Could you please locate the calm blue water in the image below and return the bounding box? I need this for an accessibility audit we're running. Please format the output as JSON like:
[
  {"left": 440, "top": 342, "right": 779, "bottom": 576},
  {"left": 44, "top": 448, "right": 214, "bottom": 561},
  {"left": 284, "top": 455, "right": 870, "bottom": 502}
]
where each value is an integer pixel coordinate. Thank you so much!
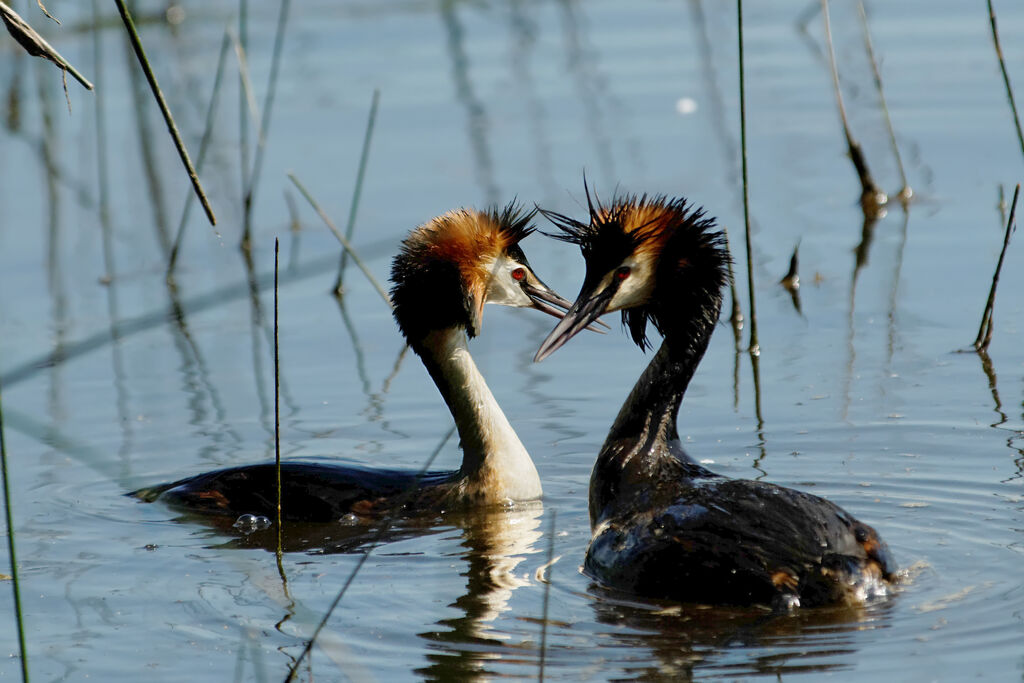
[{"left": 2, "top": 0, "right": 1024, "bottom": 680}]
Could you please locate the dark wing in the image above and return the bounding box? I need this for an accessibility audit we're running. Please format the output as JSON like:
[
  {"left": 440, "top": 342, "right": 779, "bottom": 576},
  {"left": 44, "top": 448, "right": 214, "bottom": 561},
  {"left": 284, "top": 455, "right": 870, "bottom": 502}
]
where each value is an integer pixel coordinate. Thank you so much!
[
  {"left": 586, "top": 478, "right": 893, "bottom": 607},
  {"left": 129, "top": 462, "right": 454, "bottom": 523}
]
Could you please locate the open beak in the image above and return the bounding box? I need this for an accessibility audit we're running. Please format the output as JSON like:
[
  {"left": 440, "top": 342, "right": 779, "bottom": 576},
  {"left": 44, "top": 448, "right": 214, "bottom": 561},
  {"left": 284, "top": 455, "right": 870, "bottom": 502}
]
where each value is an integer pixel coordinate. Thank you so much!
[
  {"left": 520, "top": 274, "right": 610, "bottom": 332},
  {"left": 534, "top": 280, "right": 616, "bottom": 362}
]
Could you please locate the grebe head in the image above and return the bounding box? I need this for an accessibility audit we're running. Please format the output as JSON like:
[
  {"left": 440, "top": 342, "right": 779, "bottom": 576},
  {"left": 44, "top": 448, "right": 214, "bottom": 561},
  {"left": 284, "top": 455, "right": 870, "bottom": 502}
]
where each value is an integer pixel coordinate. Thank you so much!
[
  {"left": 391, "top": 201, "right": 575, "bottom": 344},
  {"left": 535, "top": 188, "right": 730, "bottom": 361}
]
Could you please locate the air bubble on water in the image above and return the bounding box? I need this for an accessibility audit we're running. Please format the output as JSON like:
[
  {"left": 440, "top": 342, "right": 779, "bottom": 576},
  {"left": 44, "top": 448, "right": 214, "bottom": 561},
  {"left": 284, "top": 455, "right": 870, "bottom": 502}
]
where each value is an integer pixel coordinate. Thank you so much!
[
  {"left": 233, "top": 514, "right": 272, "bottom": 534},
  {"left": 339, "top": 513, "right": 360, "bottom": 526}
]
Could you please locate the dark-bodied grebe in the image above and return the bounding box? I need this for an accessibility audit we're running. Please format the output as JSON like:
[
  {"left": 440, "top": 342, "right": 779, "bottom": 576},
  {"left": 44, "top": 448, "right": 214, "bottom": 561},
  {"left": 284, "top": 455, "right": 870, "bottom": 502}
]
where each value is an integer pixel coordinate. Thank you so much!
[
  {"left": 132, "top": 203, "right": 579, "bottom": 522},
  {"left": 534, "top": 190, "right": 895, "bottom": 608}
]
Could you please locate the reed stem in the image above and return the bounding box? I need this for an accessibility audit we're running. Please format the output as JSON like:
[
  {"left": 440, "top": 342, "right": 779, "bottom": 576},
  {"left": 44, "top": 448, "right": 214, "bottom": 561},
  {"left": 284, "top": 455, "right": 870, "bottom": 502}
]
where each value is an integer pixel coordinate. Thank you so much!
[
  {"left": 167, "top": 29, "right": 231, "bottom": 275},
  {"left": 987, "top": 0, "right": 1024, "bottom": 160},
  {"left": 857, "top": 1, "right": 910, "bottom": 200},
  {"left": 113, "top": 0, "right": 215, "bottom": 225},
  {"left": 736, "top": 0, "right": 759, "bottom": 355},
  {"left": 274, "top": 238, "right": 283, "bottom": 557},
  {"left": 821, "top": 0, "right": 885, "bottom": 213},
  {"left": 974, "top": 183, "right": 1019, "bottom": 351},
  {"left": 288, "top": 173, "right": 393, "bottom": 309},
  {"left": 241, "top": 0, "right": 293, "bottom": 249},
  {"left": 1, "top": 383, "right": 30, "bottom": 682},
  {"left": 334, "top": 89, "right": 381, "bottom": 294}
]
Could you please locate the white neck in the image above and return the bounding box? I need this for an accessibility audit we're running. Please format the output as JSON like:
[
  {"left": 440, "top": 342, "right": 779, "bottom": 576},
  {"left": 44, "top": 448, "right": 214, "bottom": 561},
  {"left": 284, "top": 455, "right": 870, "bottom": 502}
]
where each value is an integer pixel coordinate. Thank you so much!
[{"left": 418, "top": 328, "right": 542, "bottom": 503}]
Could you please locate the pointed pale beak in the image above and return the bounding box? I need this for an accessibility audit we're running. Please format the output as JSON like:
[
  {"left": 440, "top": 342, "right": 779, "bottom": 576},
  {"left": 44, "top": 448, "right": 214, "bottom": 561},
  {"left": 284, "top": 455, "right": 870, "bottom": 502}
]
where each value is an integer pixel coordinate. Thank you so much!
[
  {"left": 534, "top": 280, "right": 616, "bottom": 362},
  {"left": 520, "top": 276, "right": 610, "bottom": 332}
]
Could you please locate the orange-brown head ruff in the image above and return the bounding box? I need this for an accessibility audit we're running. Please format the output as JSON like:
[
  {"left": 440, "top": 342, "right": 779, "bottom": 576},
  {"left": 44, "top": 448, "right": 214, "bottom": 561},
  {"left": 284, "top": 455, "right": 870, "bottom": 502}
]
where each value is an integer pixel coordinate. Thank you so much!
[
  {"left": 390, "top": 202, "right": 536, "bottom": 343},
  {"left": 536, "top": 187, "right": 730, "bottom": 360}
]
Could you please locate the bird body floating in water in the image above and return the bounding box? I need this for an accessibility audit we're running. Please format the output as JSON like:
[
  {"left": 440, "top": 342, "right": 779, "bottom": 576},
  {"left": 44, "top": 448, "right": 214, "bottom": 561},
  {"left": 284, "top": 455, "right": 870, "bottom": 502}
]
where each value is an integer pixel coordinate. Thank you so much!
[
  {"left": 132, "top": 203, "right": 582, "bottom": 523},
  {"left": 535, "top": 189, "right": 895, "bottom": 609}
]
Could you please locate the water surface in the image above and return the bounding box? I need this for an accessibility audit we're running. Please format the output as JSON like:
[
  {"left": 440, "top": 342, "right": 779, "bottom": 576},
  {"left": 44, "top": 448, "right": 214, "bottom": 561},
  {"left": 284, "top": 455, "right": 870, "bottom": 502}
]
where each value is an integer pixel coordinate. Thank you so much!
[{"left": 2, "top": 0, "right": 1024, "bottom": 680}]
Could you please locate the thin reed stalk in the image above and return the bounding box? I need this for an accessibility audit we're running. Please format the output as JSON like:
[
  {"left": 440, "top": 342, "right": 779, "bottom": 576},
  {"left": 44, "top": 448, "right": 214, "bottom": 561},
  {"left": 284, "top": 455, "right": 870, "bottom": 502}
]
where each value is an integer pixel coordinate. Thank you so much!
[
  {"left": 113, "top": 0, "right": 216, "bottom": 225},
  {"left": 241, "top": 0, "right": 293, "bottom": 249},
  {"left": 168, "top": 29, "right": 232, "bottom": 275},
  {"left": 857, "top": 1, "right": 910, "bottom": 200},
  {"left": 736, "top": 0, "right": 758, "bottom": 355},
  {"left": 334, "top": 89, "right": 381, "bottom": 294},
  {"left": 538, "top": 510, "right": 556, "bottom": 683},
  {"left": 820, "top": 0, "right": 885, "bottom": 213},
  {"left": 274, "top": 238, "right": 283, "bottom": 557},
  {"left": 987, "top": 0, "right": 1024, "bottom": 160},
  {"left": 239, "top": 0, "right": 250, "bottom": 213},
  {"left": 1, "top": 384, "right": 30, "bottom": 682},
  {"left": 974, "top": 183, "right": 1019, "bottom": 351},
  {"left": 288, "top": 173, "right": 393, "bottom": 308},
  {"left": 230, "top": 29, "right": 263, "bottom": 148},
  {"left": 284, "top": 425, "right": 457, "bottom": 682}
]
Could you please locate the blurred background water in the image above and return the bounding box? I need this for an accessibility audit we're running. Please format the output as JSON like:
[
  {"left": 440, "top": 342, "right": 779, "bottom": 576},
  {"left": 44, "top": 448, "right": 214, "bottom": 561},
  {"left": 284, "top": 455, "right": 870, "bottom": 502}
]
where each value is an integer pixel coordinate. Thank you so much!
[{"left": 2, "top": 0, "right": 1024, "bottom": 680}]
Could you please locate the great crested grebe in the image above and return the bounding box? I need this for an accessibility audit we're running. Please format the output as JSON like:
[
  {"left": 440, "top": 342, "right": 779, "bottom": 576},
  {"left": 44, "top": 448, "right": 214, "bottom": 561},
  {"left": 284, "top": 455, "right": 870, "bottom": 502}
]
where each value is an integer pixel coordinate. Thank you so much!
[
  {"left": 535, "top": 191, "right": 896, "bottom": 608},
  {"left": 132, "top": 203, "right": 579, "bottom": 523}
]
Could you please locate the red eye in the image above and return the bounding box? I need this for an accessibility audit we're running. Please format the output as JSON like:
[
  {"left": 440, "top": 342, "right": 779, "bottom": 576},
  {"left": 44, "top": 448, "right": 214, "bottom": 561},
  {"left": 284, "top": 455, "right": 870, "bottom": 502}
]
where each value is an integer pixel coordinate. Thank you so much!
[
  {"left": 616, "top": 266, "right": 631, "bottom": 281},
  {"left": 511, "top": 267, "right": 526, "bottom": 281}
]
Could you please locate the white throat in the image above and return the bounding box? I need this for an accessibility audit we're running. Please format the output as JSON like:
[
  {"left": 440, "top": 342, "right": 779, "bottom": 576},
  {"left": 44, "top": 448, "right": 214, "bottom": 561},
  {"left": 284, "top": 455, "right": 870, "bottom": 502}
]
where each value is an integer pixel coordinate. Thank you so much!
[{"left": 419, "top": 328, "right": 542, "bottom": 503}]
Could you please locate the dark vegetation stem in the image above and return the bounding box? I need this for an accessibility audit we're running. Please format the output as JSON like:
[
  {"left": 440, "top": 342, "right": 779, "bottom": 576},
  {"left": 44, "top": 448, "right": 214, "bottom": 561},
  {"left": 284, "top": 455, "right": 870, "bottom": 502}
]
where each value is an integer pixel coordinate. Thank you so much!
[
  {"left": 1, "top": 383, "right": 30, "bottom": 682},
  {"left": 857, "top": 0, "right": 911, "bottom": 199},
  {"left": 974, "top": 183, "right": 1019, "bottom": 351},
  {"left": 987, "top": 0, "right": 1024, "bottom": 159},
  {"left": 736, "top": 0, "right": 758, "bottom": 355},
  {"left": 113, "top": 0, "right": 215, "bottom": 225},
  {"left": 820, "top": 0, "right": 885, "bottom": 212}
]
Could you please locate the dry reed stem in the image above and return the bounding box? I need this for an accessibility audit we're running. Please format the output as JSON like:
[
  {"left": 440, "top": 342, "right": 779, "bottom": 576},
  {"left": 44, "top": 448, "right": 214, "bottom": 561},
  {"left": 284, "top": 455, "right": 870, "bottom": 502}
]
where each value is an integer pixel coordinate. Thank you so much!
[
  {"left": 736, "top": 0, "right": 759, "bottom": 355},
  {"left": 113, "top": 0, "right": 216, "bottom": 225},
  {"left": 987, "top": 0, "right": 1024, "bottom": 160},
  {"left": 288, "top": 173, "right": 393, "bottom": 309},
  {"left": 857, "top": 1, "right": 911, "bottom": 200},
  {"left": 168, "top": 29, "right": 232, "bottom": 275},
  {"left": 820, "top": 0, "right": 885, "bottom": 213},
  {"left": 1, "top": 1, "right": 92, "bottom": 90},
  {"left": 335, "top": 89, "right": 381, "bottom": 294},
  {"left": 974, "top": 183, "right": 1019, "bottom": 351}
]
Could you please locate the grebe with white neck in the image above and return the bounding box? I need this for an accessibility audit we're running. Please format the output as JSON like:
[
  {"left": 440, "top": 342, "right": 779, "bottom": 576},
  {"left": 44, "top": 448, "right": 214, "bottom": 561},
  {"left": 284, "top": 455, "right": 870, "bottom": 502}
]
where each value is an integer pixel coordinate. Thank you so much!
[
  {"left": 132, "top": 203, "right": 580, "bottom": 522},
  {"left": 535, "top": 189, "right": 896, "bottom": 609}
]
